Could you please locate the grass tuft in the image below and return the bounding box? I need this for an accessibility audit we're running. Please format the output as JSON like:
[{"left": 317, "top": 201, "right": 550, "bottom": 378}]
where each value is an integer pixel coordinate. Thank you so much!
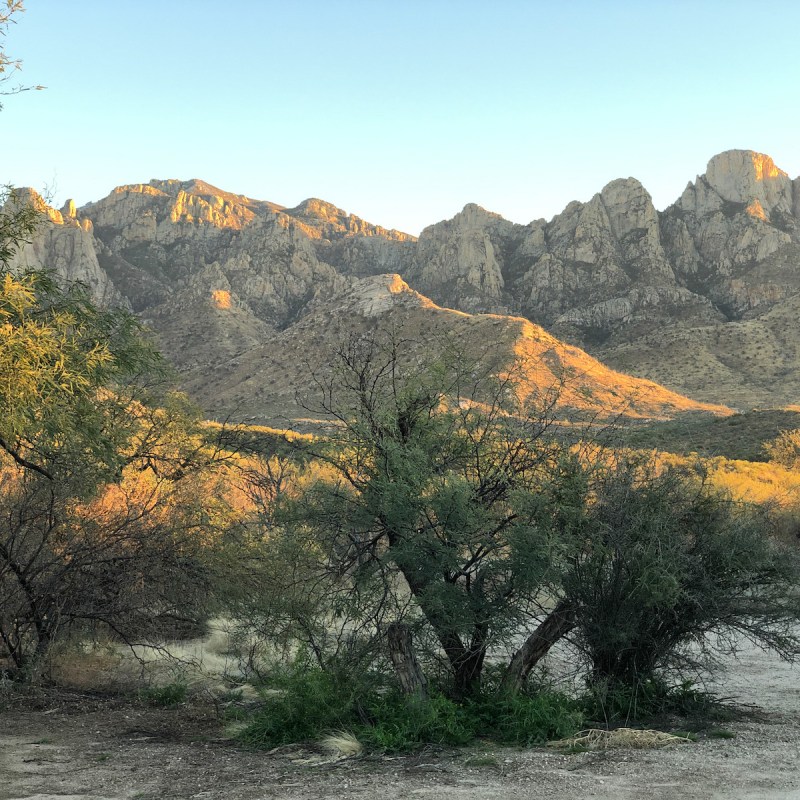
[{"left": 139, "top": 682, "right": 188, "bottom": 707}]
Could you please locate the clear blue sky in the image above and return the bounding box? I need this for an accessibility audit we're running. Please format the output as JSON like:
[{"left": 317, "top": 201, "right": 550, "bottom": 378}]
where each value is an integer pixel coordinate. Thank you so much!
[{"left": 3, "top": 0, "right": 799, "bottom": 235}]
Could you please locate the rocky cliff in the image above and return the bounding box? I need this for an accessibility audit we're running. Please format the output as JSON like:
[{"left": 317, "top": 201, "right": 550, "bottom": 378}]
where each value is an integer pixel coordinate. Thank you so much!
[
  {"left": 77, "top": 179, "right": 416, "bottom": 328},
  {"left": 6, "top": 189, "right": 122, "bottom": 306},
  {"left": 409, "top": 151, "right": 799, "bottom": 359}
]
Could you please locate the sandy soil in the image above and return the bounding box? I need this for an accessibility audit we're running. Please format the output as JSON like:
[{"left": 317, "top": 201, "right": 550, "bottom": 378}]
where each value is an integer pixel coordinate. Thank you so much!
[{"left": 1, "top": 641, "right": 799, "bottom": 800}]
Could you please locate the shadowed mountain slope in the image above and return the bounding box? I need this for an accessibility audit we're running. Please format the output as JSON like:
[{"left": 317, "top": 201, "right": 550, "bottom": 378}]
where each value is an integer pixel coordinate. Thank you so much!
[{"left": 163, "top": 274, "right": 728, "bottom": 427}]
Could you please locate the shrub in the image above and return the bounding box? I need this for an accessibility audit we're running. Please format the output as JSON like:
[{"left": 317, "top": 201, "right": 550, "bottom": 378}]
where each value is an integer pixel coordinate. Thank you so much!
[
  {"left": 470, "top": 691, "right": 583, "bottom": 746},
  {"left": 0, "top": 268, "right": 235, "bottom": 679},
  {"left": 359, "top": 692, "right": 475, "bottom": 751},
  {"left": 764, "top": 428, "right": 800, "bottom": 469},
  {"left": 238, "top": 663, "right": 365, "bottom": 747},
  {"left": 562, "top": 458, "right": 800, "bottom": 694}
]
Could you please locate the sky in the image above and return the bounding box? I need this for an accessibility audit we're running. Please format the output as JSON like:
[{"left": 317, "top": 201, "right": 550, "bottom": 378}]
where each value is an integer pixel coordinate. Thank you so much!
[{"left": 2, "top": 0, "right": 800, "bottom": 236}]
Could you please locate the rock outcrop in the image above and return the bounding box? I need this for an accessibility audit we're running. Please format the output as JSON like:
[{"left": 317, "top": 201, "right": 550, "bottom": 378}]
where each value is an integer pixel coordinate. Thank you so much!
[
  {"left": 412, "top": 203, "right": 515, "bottom": 312},
  {"left": 660, "top": 150, "right": 799, "bottom": 319},
  {"left": 6, "top": 189, "right": 121, "bottom": 306}
]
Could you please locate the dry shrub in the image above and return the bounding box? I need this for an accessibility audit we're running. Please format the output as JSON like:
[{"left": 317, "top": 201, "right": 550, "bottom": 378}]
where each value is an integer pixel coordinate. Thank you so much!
[{"left": 548, "top": 728, "right": 692, "bottom": 750}]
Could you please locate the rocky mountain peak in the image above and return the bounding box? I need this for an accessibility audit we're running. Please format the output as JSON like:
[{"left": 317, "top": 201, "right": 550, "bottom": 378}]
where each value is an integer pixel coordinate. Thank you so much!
[
  {"left": 419, "top": 203, "right": 508, "bottom": 237},
  {"left": 289, "top": 197, "right": 346, "bottom": 221},
  {"left": 598, "top": 177, "right": 660, "bottom": 242},
  {"left": 283, "top": 198, "right": 415, "bottom": 243},
  {"left": 412, "top": 202, "right": 517, "bottom": 312},
  {"left": 707, "top": 150, "right": 788, "bottom": 191},
  {"left": 79, "top": 180, "right": 282, "bottom": 251},
  {"left": 172, "top": 179, "right": 285, "bottom": 214},
  {"left": 456, "top": 202, "right": 506, "bottom": 224},
  {"left": 678, "top": 150, "right": 794, "bottom": 220}
]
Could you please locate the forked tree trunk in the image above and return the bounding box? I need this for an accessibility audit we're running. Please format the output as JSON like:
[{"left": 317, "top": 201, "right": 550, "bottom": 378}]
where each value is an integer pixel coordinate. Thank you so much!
[
  {"left": 500, "top": 600, "right": 576, "bottom": 694},
  {"left": 387, "top": 622, "right": 428, "bottom": 699}
]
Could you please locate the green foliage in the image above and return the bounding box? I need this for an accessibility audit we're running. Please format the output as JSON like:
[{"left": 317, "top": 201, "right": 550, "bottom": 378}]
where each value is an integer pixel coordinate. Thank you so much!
[
  {"left": 140, "top": 682, "right": 188, "bottom": 707},
  {"left": 581, "top": 677, "right": 716, "bottom": 724},
  {"left": 238, "top": 661, "right": 582, "bottom": 752},
  {"left": 468, "top": 691, "right": 583, "bottom": 746},
  {"left": 358, "top": 692, "right": 475, "bottom": 751},
  {"left": 0, "top": 266, "right": 164, "bottom": 486},
  {"left": 238, "top": 663, "right": 369, "bottom": 747},
  {"left": 563, "top": 457, "right": 800, "bottom": 692}
]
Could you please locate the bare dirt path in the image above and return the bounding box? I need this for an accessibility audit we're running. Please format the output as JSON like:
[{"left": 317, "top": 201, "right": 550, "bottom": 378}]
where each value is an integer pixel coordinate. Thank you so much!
[{"left": 1, "top": 642, "right": 799, "bottom": 800}]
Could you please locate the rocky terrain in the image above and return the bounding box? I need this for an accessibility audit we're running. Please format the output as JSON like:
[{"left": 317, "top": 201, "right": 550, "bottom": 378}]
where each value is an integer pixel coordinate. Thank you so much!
[{"left": 8, "top": 149, "right": 800, "bottom": 420}]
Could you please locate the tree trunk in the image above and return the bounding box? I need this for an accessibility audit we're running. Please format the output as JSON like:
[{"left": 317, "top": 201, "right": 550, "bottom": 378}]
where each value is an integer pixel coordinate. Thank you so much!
[
  {"left": 393, "top": 558, "right": 470, "bottom": 686},
  {"left": 500, "top": 600, "right": 575, "bottom": 694},
  {"left": 453, "top": 645, "right": 486, "bottom": 699},
  {"left": 387, "top": 622, "right": 428, "bottom": 699}
]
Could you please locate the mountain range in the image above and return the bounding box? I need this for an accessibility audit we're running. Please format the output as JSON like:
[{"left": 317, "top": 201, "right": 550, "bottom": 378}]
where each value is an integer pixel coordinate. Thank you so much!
[{"left": 9, "top": 149, "right": 800, "bottom": 425}]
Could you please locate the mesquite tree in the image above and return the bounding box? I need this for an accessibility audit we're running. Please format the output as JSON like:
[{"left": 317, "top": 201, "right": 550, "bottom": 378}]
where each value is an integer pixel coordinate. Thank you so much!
[{"left": 255, "top": 330, "right": 587, "bottom": 698}]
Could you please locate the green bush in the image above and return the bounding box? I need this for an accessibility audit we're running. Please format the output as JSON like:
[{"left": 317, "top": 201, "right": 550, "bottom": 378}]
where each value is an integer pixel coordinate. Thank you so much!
[
  {"left": 471, "top": 692, "right": 583, "bottom": 746},
  {"left": 764, "top": 427, "right": 800, "bottom": 469},
  {"left": 238, "top": 664, "right": 365, "bottom": 747},
  {"left": 359, "top": 692, "right": 474, "bottom": 751},
  {"left": 562, "top": 459, "right": 800, "bottom": 693}
]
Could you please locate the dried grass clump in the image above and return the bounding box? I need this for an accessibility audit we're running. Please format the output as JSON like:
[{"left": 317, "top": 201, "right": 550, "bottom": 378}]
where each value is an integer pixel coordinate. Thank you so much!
[
  {"left": 548, "top": 728, "right": 692, "bottom": 751},
  {"left": 319, "top": 730, "right": 363, "bottom": 758}
]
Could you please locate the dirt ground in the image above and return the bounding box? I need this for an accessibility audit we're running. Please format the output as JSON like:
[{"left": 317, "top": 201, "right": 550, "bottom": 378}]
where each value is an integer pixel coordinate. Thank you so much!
[{"left": 1, "top": 640, "right": 799, "bottom": 800}]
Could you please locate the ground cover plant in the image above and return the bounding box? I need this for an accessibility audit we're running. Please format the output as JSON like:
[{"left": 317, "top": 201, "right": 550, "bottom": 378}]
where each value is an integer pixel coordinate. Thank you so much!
[{"left": 237, "top": 660, "right": 583, "bottom": 752}]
